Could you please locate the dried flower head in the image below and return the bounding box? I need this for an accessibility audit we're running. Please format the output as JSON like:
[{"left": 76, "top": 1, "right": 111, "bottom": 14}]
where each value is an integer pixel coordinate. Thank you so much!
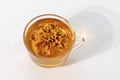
[{"left": 30, "top": 22, "right": 69, "bottom": 58}]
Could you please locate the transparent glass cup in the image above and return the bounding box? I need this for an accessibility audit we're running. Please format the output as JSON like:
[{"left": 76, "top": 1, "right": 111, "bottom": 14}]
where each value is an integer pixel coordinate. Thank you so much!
[{"left": 23, "top": 14, "right": 84, "bottom": 67}]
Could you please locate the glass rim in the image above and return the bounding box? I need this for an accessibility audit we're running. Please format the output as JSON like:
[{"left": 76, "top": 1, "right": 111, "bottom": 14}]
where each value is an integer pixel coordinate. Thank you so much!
[{"left": 23, "top": 14, "right": 76, "bottom": 60}]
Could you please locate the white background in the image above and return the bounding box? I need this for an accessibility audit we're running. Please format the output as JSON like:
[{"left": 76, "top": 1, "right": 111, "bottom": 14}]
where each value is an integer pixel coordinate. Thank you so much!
[{"left": 0, "top": 0, "right": 120, "bottom": 80}]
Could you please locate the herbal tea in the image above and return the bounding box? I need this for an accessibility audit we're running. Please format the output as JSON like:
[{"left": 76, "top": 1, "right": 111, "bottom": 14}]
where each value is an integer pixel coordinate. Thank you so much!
[{"left": 25, "top": 18, "right": 74, "bottom": 58}]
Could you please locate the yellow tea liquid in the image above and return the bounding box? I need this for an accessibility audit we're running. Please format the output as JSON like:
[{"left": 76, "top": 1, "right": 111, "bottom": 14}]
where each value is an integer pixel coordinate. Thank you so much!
[{"left": 25, "top": 18, "right": 74, "bottom": 59}]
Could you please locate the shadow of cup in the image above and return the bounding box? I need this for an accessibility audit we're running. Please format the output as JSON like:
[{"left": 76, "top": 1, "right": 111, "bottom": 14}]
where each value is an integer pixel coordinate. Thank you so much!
[{"left": 65, "top": 7, "right": 120, "bottom": 65}]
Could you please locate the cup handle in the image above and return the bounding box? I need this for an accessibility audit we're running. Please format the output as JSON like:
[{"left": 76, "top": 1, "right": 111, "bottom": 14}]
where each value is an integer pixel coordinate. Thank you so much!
[{"left": 72, "top": 34, "right": 85, "bottom": 50}]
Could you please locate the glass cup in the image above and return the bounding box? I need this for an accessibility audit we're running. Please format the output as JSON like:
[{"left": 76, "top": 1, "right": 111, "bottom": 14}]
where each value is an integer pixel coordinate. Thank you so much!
[{"left": 23, "top": 14, "right": 84, "bottom": 67}]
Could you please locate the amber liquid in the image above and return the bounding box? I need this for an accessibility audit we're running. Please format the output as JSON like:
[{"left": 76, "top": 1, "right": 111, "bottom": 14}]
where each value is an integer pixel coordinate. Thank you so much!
[{"left": 24, "top": 18, "right": 75, "bottom": 67}]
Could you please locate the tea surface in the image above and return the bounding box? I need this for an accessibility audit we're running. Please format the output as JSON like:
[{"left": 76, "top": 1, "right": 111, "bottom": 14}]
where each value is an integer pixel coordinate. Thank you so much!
[{"left": 25, "top": 18, "right": 74, "bottom": 58}]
